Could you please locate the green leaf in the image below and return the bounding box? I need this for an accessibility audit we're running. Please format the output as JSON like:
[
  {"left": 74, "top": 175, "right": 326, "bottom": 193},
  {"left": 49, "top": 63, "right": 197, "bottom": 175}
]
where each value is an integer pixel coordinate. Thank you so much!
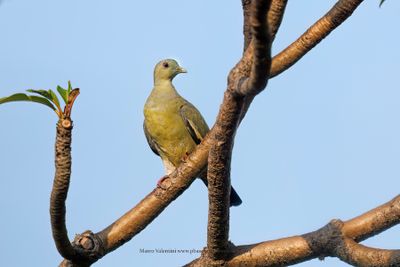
[
  {"left": 48, "top": 89, "right": 61, "bottom": 109},
  {"left": 57, "top": 85, "right": 69, "bottom": 104},
  {"left": 380, "top": 0, "right": 385, "bottom": 7},
  {"left": 0, "top": 93, "right": 56, "bottom": 111},
  {"left": 27, "top": 89, "right": 52, "bottom": 99},
  {"left": 27, "top": 89, "right": 62, "bottom": 111},
  {"left": 67, "top": 81, "right": 72, "bottom": 94}
]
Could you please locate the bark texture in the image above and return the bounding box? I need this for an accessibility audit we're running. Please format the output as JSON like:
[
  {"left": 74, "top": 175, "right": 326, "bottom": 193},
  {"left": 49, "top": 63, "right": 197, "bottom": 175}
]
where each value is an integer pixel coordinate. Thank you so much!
[{"left": 50, "top": 120, "right": 77, "bottom": 260}]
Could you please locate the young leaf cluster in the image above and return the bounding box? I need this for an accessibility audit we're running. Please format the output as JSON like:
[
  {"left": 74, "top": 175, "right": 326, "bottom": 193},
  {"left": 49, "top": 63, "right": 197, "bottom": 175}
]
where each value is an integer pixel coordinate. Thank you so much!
[{"left": 0, "top": 81, "right": 77, "bottom": 119}]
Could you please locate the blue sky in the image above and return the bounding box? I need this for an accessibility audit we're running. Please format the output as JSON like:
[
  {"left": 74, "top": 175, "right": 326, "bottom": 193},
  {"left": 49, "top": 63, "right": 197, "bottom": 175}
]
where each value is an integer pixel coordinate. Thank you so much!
[{"left": 0, "top": 0, "right": 399, "bottom": 266}]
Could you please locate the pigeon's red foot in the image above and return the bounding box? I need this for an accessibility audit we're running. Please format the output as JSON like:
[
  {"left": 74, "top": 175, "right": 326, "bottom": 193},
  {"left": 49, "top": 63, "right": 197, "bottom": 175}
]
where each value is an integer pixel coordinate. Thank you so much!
[{"left": 157, "top": 175, "right": 170, "bottom": 189}]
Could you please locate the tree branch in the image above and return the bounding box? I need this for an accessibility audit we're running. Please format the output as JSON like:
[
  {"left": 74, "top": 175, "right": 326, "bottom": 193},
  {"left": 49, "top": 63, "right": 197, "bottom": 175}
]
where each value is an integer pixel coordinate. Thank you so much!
[
  {"left": 343, "top": 195, "right": 400, "bottom": 242},
  {"left": 186, "top": 195, "right": 400, "bottom": 266},
  {"left": 336, "top": 238, "right": 400, "bottom": 266},
  {"left": 206, "top": 92, "right": 244, "bottom": 262},
  {"left": 57, "top": 128, "right": 213, "bottom": 266},
  {"left": 50, "top": 119, "right": 86, "bottom": 263},
  {"left": 238, "top": 0, "right": 287, "bottom": 125},
  {"left": 270, "top": 0, "right": 364, "bottom": 78},
  {"left": 235, "top": 0, "right": 272, "bottom": 96},
  {"left": 242, "top": 0, "right": 288, "bottom": 52},
  {"left": 268, "top": 0, "right": 288, "bottom": 42},
  {"left": 239, "top": 0, "right": 363, "bottom": 129},
  {"left": 242, "top": 0, "right": 252, "bottom": 52},
  {"left": 205, "top": 0, "right": 272, "bottom": 263}
]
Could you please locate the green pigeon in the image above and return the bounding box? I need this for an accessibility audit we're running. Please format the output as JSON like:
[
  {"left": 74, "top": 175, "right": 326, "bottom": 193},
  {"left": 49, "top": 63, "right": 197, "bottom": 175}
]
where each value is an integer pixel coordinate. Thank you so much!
[{"left": 143, "top": 59, "right": 242, "bottom": 207}]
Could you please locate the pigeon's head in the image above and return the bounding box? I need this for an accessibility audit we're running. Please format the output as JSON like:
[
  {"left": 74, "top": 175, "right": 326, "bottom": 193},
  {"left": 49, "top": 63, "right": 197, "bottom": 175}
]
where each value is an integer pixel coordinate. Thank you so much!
[{"left": 154, "top": 59, "right": 187, "bottom": 82}]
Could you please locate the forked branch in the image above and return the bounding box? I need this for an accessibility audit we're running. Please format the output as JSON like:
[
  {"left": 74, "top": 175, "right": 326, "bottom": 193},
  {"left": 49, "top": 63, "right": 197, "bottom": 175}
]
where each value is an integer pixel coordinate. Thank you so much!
[
  {"left": 57, "top": 124, "right": 214, "bottom": 266},
  {"left": 187, "top": 196, "right": 400, "bottom": 266}
]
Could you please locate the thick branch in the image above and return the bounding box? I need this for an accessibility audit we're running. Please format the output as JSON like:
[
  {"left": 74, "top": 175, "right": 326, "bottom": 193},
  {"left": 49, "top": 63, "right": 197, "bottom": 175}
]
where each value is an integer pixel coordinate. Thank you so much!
[
  {"left": 242, "top": 0, "right": 288, "bottom": 52},
  {"left": 206, "top": 91, "right": 244, "bottom": 261},
  {"left": 187, "top": 235, "right": 313, "bottom": 267},
  {"left": 52, "top": 120, "right": 105, "bottom": 267},
  {"left": 59, "top": 131, "right": 213, "bottom": 266},
  {"left": 96, "top": 135, "right": 214, "bottom": 252},
  {"left": 206, "top": 0, "right": 272, "bottom": 262},
  {"left": 238, "top": 0, "right": 287, "bottom": 124},
  {"left": 268, "top": 0, "right": 288, "bottom": 41},
  {"left": 336, "top": 238, "right": 400, "bottom": 266},
  {"left": 50, "top": 119, "right": 83, "bottom": 262},
  {"left": 187, "top": 196, "right": 400, "bottom": 266},
  {"left": 270, "top": 0, "right": 364, "bottom": 78},
  {"left": 343, "top": 195, "right": 400, "bottom": 242},
  {"left": 242, "top": 0, "right": 252, "bottom": 51},
  {"left": 236, "top": 0, "right": 272, "bottom": 96}
]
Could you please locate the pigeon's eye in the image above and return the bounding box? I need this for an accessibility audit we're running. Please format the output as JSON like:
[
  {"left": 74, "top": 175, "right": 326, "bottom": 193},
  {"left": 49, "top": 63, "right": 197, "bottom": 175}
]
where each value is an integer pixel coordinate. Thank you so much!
[{"left": 163, "top": 62, "right": 169, "bottom": 68}]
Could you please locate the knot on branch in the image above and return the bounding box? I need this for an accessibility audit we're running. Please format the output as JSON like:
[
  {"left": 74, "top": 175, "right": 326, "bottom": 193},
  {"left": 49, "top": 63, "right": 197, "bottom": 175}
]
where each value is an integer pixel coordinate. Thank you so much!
[
  {"left": 71, "top": 230, "right": 105, "bottom": 262},
  {"left": 303, "top": 219, "right": 345, "bottom": 259},
  {"left": 57, "top": 230, "right": 104, "bottom": 267},
  {"left": 57, "top": 119, "right": 72, "bottom": 139},
  {"left": 197, "top": 242, "right": 236, "bottom": 267},
  {"left": 61, "top": 118, "right": 73, "bottom": 129}
]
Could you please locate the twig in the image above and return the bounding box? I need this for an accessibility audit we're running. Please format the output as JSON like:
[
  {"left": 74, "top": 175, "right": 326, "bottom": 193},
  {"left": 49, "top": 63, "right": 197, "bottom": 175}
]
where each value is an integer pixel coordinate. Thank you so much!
[{"left": 270, "top": 0, "right": 364, "bottom": 78}]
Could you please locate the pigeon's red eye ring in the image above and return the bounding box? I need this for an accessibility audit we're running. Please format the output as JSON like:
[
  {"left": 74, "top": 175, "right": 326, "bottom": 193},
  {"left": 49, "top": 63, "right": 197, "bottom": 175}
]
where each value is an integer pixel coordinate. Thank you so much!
[{"left": 163, "top": 62, "right": 169, "bottom": 68}]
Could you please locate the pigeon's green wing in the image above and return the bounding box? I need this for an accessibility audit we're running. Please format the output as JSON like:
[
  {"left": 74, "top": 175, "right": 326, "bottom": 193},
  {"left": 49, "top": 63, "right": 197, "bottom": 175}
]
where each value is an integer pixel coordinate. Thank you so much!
[
  {"left": 179, "top": 102, "right": 209, "bottom": 145},
  {"left": 143, "top": 122, "right": 160, "bottom": 156}
]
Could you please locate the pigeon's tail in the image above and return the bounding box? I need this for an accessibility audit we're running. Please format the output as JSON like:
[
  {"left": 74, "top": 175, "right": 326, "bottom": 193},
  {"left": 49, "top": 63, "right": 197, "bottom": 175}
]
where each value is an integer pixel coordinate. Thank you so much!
[
  {"left": 229, "top": 186, "right": 243, "bottom": 207},
  {"left": 200, "top": 174, "right": 242, "bottom": 207}
]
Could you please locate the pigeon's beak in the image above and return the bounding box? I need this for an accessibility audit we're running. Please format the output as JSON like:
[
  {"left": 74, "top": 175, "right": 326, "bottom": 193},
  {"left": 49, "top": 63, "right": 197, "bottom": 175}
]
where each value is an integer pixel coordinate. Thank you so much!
[{"left": 177, "top": 67, "right": 187, "bottom": 73}]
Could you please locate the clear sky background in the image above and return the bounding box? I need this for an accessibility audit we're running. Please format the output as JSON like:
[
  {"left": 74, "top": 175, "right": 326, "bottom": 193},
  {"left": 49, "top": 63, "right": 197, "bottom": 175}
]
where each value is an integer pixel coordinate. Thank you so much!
[{"left": 0, "top": 0, "right": 399, "bottom": 266}]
